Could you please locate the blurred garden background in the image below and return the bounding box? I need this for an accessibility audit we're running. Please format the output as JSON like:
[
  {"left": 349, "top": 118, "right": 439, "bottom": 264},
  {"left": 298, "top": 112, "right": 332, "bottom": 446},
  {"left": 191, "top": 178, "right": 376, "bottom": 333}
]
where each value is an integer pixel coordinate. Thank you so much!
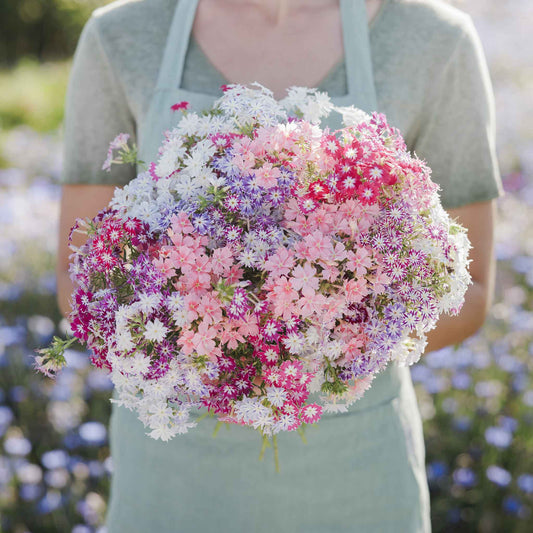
[{"left": 0, "top": 0, "right": 532, "bottom": 531}]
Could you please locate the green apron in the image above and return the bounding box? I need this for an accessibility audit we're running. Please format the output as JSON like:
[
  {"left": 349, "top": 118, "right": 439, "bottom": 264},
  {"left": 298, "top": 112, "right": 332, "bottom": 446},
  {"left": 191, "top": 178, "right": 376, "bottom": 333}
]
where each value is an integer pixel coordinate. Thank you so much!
[{"left": 106, "top": 1, "right": 431, "bottom": 531}]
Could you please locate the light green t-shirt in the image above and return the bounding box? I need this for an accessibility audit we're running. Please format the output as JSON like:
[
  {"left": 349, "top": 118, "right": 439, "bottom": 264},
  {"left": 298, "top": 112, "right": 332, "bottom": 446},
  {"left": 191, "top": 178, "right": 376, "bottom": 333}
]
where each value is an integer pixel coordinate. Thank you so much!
[{"left": 61, "top": 0, "right": 503, "bottom": 209}]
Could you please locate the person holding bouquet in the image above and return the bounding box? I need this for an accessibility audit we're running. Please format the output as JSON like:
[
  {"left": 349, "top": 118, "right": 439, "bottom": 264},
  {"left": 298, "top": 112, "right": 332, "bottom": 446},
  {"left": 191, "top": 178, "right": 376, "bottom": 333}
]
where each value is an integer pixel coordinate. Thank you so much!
[{"left": 56, "top": 0, "right": 503, "bottom": 531}]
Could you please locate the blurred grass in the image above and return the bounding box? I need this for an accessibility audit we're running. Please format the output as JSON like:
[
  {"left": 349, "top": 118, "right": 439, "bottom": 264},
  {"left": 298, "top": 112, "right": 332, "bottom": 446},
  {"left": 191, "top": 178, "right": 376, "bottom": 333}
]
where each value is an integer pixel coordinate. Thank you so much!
[{"left": 0, "top": 58, "right": 69, "bottom": 134}]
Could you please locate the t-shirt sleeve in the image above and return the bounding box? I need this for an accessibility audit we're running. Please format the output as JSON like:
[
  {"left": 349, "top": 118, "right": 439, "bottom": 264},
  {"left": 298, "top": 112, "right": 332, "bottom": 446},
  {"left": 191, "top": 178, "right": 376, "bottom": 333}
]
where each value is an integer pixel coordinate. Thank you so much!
[
  {"left": 411, "top": 16, "right": 504, "bottom": 209},
  {"left": 60, "top": 15, "right": 136, "bottom": 186}
]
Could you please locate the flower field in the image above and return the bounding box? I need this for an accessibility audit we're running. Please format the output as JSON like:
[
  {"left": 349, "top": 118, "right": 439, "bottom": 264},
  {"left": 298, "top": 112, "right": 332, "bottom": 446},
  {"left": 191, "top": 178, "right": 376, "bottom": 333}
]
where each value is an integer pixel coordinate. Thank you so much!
[{"left": 0, "top": 1, "right": 531, "bottom": 531}]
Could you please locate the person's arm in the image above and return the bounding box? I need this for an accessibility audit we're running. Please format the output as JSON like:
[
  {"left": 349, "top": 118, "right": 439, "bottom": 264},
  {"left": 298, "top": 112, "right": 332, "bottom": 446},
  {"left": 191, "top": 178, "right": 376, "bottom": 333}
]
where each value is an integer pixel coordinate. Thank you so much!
[
  {"left": 424, "top": 199, "right": 496, "bottom": 353},
  {"left": 56, "top": 184, "right": 116, "bottom": 318}
]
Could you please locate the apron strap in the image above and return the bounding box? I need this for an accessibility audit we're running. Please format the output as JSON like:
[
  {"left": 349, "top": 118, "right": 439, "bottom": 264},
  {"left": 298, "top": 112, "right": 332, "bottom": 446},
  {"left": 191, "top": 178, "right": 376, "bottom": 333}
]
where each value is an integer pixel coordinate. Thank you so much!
[
  {"left": 156, "top": 0, "right": 199, "bottom": 89},
  {"left": 340, "top": 0, "right": 378, "bottom": 112}
]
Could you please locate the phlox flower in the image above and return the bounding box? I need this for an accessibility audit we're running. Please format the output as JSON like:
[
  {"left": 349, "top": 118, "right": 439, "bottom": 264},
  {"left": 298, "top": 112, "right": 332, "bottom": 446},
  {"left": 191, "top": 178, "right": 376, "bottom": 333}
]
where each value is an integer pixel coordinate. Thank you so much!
[
  {"left": 144, "top": 319, "right": 169, "bottom": 343},
  {"left": 346, "top": 247, "right": 372, "bottom": 276},
  {"left": 191, "top": 321, "right": 219, "bottom": 358},
  {"left": 198, "top": 293, "right": 223, "bottom": 325},
  {"left": 300, "top": 404, "right": 322, "bottom": 424},
  {"left": 170, "top": 211, "right": 194, "bottom": 234},
  {"left": 290, "top": 262, "right": 319, "bottom": 294},
  {"left": 264, "top": 247, "right": 295, "bottom": 277},
  {"left": 302, "top": 231, "right": 333, "bottom": 262},
  {"left": 253, "top": 162, "right": 281, "bottom": 189},
  {"left": 266, "top": 387, "right": 287, "bottom": 408},
  {"left": 343, "top": 278, "right": 369, "bottom": 304}
]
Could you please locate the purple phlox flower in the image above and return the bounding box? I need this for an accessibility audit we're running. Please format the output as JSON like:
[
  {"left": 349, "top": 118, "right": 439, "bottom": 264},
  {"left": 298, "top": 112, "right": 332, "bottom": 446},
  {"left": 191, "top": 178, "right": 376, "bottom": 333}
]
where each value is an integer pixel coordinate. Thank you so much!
[
  {"left": 350, "top": 354, "right": 379, "bottom": 377},
  {"left": 267, "top": 187, "right": 286, "bottom": 206},
  {"left": 384, "top": 303, "right": 406, "bottom": 322}
]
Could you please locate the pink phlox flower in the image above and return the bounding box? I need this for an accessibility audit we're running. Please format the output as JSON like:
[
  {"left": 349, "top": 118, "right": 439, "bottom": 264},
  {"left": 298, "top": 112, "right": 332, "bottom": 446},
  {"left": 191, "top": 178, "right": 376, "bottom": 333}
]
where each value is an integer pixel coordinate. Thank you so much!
[
  {"left": 282, "top": 198, "right": 301, "bottom": 222},
  {"left": 302, "top": 231, "right": 333, "bottom": 262},
  {"left": 232, "top": 139, "right": 256, "bottom": 173},
  {"left": 170, "top": 212, "right": 194, "bottom": 235},
  {"left": 264, "top": 247, "right": 295, "bottom": 277},
  {"left": 102, "top": 133, "right": 130, "bottom": 171},
  {"left": 184, "top": 294, "right": 201, "bottom": 322},
  {"left": 211, "top": 246, "right": 234, "bottom": 275},
  {"left": 152, "top": 254, "right": 175, "bottom": 281},
  {"left": 322, "top": 295, "right": 346, "bottom": 325},
  {"left": 298, "top": 292, "right": 318, "bottom": 318},
  {"left": 358, "top": 203, "right": 380, "bottom": 231},
  {"left": 287, "top": 213, "right": 315, "bottom": 236},
  {"left": 191, "top": 320, "right": 218, "bottom": 357},
  {"left": 237, "top": 313, "right": 260, "bottom": 337},
  {"left": 280, "top": 360, "right": 304, "bottom": 383},
  {"left": 321, "top": 263, "right": 340, "bottom": 282},
  {"left": 369, "top": 269, "right": 392, "bottom": 294},
  {"left": 178, "top": 327, "right": 196, "bottom": 356},
  {"left": 300, "top": 403, "right": 322, "bottom": 424},
  {"left": 271, "top": 277, "right": 298, "bottom": 303},
  {"left": 307, "top": 206, "right": 335, "bottom": 233},
  {"left": 273, "top": 297, "right": 299, "bottom": 321},
  {"left": 167, "top": 245, "right": 196, "bottom": 272},
  {"left": 198, "top": 293, "right": 223, "bottom": 325},
  {"left": 253, "top": 161, "right": 281, "bottom": 189},
  {"left": 226, "top": 265, "right": 244, "bottom": 285},
  {"left": 290, "top": 262, "right": 319, "bottom": 294},
  {"left": 182, "top": 254, "right": 212, "bottom": 284},
  {"left": 219, "top": 326, "right": 245, "bottom": 350},
  {"left": 346, "top": 247, "right": 372, "bottom": 276},
  {"left": 343, "top": 278, "right": 369, "bottom": 304}
]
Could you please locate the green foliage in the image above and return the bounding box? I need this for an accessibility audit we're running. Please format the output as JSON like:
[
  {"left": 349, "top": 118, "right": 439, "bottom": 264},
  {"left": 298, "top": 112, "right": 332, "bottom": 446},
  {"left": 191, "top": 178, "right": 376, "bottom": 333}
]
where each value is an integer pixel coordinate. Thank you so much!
[
  {"left": 0, "top": 0, "right": 113, "bottom": 65},
  {"left": 0, "top": 59, "right": 70, "bottom": 132}
]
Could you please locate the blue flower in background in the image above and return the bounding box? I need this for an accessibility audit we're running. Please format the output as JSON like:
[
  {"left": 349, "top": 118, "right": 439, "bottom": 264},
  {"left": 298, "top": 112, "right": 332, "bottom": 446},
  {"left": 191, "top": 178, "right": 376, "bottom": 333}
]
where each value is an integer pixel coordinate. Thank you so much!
[
  {"left": 452, "top": 416, "right": 471, "bottom": 432},
  {"left": 517, "top": 474, "right": 533, "bottom": 494},
  {"left": 502, "top": 495, "right": 523, "bottom": 516},
  {"left": 486, "top": 465, "right": 512, "bottom": 487},
  {"left": 427, "top": 461, "right": 448, "bottom": 482},
  {"left": 453, "top": 468, "right": 477, "bottom": 488},
  {"left": 78, "top": 422, "right": 107, "bottom": 446},
  {"left": 451, "top": 372, "right": 471, "bottom": 390},
  {"left": 484, "top": 426, "right": 513, "bottom": 448}
]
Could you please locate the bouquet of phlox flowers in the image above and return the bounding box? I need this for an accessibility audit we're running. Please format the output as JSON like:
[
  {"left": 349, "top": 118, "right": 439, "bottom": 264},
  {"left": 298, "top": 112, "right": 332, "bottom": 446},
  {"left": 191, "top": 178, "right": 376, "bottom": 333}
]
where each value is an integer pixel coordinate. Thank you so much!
[{"left": 37, "top": 84, "right": 471, "bottom": 467}]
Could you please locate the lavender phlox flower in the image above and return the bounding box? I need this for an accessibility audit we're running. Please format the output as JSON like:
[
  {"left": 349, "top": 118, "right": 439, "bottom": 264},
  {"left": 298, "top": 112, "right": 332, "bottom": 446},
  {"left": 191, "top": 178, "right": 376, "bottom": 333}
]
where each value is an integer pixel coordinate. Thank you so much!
[{"left": 266, "top": 387, "right": 287, "bottom": 407}]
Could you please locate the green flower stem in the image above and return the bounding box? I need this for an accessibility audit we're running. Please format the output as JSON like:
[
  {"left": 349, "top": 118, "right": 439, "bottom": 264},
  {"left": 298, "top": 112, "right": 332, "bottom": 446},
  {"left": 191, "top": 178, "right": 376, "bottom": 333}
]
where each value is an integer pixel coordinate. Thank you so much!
[
  {"left": 212, "top": 421, "right": 223, "bottom": 438},
  {"left": 273, "top": 435, "right": 280, "bottom": 473}
]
